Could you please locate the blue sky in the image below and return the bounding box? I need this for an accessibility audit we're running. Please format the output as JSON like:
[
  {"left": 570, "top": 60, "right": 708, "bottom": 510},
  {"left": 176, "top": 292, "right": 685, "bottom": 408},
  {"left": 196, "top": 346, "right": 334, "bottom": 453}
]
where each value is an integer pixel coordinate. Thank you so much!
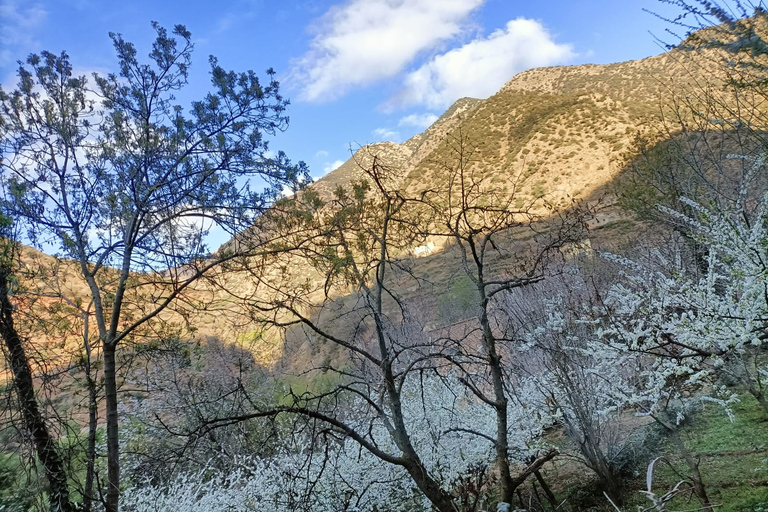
[{"left": 0, "top": 0, "right": 683, "bottom": 180}]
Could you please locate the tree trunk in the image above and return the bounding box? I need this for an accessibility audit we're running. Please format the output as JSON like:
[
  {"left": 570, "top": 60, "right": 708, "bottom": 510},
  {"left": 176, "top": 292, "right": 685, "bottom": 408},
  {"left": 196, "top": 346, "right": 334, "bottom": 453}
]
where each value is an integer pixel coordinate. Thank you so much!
[
  {"left": 494, "top": 389, "right": 514, "bottom": 504},
  {"left": 562, "top": 397, "right": 624, "bottom": 505},
  {"left": 83, "top": 315, "right": 98, "bottom": 512},
  {"left": 669, "top": 429, "right": 712, "bottom": 510},
  {"left": 402, "top": 460, "right": 459, "bottom": 512},
  {"left": 479, "top": 291, "right": 515, "bottom": 505},
  {"left": 368, "top": 222, "right": 458, "bottom": 512},
  {"left": 580, "top": 441, "right": 623, "bottom": 506},
  {"left": 742, "top": 369, "right": 768, "bottom": 416},
  {"left": 382, "top": 354, "right": 458, "bottom": 512},
  {"left": 0, "top": 266, "right": 75, "bottom": 512},
  {"left": 104, "top": 342, "right": 120, "bottom": 512},
  {"left": 534, "top": 469, "right": 558, "bottom": 509},
  {"left": 754, "top": 391, "right": 768, "bottom": 416},
  {"left": 84, "top": 375, "right": 97, "bottom": 512}
]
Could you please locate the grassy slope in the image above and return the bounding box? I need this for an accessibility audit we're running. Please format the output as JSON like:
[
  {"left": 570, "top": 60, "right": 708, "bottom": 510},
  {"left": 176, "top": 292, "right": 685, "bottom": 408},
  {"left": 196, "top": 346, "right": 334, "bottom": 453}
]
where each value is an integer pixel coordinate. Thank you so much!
[
  {"left": 647, "top": 394, "right": 768, "bottom": 511},
  {"left": 546, "top": 393, "right": 768, "bottom": 511}
]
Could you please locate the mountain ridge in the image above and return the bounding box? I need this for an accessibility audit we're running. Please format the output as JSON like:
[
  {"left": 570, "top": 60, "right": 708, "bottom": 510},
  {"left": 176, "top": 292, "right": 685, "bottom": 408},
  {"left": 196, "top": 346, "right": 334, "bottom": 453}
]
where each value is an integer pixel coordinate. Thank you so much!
[
  {"left": 6, "top": 37, "right": 742, "bottom": 368},
  {"left": 309, "top": 44, "right": 719, "bottom": 217}
]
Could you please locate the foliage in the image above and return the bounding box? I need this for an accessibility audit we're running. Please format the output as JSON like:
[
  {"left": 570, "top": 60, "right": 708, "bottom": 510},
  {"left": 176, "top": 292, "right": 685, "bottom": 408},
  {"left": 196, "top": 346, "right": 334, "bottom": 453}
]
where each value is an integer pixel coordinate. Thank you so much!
[
  {"left": 0, "top": 452, "right": 39, "bottom": 512},
  {"left": 0, "top": 21, "right": 306, "bottom": 510},
  {"left": 7, "top": 3, "right": 768, "bottom": 511}
]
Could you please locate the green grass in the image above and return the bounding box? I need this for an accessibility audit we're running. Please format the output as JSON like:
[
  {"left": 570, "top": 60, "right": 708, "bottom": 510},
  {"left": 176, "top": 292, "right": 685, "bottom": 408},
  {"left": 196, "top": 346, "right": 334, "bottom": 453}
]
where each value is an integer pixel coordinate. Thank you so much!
[
  {"left": 688, "top": 396, "right": 768, "bottom": 453},
  {"left": 550, "top": 392, "right": 768, "bottom": 511},
  {"left": 628, "top": 394, "right": 768, "bottom": 511}
]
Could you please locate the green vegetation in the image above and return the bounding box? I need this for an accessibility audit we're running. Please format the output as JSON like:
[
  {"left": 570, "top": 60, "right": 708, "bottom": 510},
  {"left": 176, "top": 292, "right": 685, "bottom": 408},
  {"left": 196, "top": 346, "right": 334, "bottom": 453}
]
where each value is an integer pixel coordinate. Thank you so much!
[
  {"left": 437, "top": 273, "right": 480, "bottom": 325},
  {"left": 5, "top": 4, "right": 768, "bottom": 512},
  {"left": 632, "top": 394, "right": 768, "bottom": 511},
  {"left": 547, "top": 392, "right": 768, "bottom": 511},
  {"left": 0, "top": 452, "right": 39, "bottom": 512}
]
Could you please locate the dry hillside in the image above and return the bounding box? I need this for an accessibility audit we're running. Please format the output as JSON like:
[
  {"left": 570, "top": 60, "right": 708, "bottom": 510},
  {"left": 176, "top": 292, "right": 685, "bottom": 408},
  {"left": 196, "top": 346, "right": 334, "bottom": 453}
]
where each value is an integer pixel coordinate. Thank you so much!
[{"left": 5, "top": 39, "right": 752, "bottom": 371}]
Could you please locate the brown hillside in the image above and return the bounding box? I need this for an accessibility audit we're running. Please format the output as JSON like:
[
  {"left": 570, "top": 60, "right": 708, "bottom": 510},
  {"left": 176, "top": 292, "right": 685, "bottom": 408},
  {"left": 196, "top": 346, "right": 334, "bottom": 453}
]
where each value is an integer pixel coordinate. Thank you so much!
[
  {"left": 5, "top": 36, "right": 755, "bottom": 372},
  {"left": 314, "top": 45, "right": 730, "bottom": 222}
]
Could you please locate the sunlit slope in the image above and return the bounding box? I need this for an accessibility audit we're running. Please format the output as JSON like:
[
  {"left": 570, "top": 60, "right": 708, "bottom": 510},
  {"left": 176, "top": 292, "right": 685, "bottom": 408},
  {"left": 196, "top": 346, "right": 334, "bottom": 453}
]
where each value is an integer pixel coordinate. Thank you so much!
[{"left": 317, "top": 47, "right": 722, "bottom": 211}]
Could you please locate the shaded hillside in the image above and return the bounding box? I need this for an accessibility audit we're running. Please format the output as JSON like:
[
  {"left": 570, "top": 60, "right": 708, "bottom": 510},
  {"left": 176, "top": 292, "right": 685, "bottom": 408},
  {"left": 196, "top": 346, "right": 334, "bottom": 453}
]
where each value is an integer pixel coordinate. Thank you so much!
[{"left": 251, "top": 39, "right": 766, "bottom": 370}]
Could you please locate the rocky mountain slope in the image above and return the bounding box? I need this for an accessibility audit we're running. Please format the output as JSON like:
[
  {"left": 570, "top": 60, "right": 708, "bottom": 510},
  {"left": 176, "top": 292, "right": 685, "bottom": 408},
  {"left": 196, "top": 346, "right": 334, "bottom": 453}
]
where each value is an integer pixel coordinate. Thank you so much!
[
  {"left": 228, "top": 42, "right": 745, "bottom": 369},
  {"left": 313, "top": 46, "right": 716, "bottom": 214},
  {"left": 5, "top": 40, "right": 739, "bottom": 370}
]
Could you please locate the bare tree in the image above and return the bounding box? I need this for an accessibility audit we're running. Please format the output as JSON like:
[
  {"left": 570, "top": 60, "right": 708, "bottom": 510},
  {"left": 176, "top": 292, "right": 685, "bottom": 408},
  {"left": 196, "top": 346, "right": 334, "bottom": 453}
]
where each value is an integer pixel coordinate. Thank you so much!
[
  {"left": 188, "top": 151, "right": 547, "bottom": 511},
  {"left": 421, "top": 132, "right": 586, "bottom": 507},
  {"left": 244, "top": 156, "right": 460, "bottom": 511}
]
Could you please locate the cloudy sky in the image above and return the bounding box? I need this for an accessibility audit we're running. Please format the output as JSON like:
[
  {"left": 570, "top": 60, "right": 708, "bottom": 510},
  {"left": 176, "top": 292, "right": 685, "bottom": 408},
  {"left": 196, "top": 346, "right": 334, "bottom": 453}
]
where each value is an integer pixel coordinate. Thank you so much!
[{"left": 0, "top": 0, "right": 682, "bottom": 179}]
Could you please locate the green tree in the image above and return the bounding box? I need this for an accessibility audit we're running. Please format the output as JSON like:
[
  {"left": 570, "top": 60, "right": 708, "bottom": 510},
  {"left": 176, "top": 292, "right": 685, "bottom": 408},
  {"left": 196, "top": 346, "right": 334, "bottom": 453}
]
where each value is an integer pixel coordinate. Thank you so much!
[{"left": 0, "top": 23, "right": 306, "bottom": 511}]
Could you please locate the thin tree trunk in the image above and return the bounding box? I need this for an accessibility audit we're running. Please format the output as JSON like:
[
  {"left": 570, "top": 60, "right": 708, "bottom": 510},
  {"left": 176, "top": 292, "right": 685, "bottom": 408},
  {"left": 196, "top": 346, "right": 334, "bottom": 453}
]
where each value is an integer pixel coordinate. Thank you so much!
[
  {"left": 378, "top": 327, "right": 457, "bottom": 512},
  {"left": 82, "top": 312, "right": 97, "bottom": 512},
  {"left": 668, "top": 428, "right": 712, "bottom": 510},
  {"left": 0, "top": 266, "right": 75, "bottom": 512},
  {"left": 741, "top": 364, "right": 768, "bottom": 416},
  {"left": 479, "top": 290, "right": 514, "bottom": 505},
  {"left": 508, "top": 450, "right": 559, "bottom": 496},
  {"left": 84, "top": 373, "right": 97, "bottom": 512},
  {"left": 531, "top": 479, "right": 543, "bottom": 508},
  {"left": 580, "top": 442, "right": 623, "bottom": 506},
  {"left": 560, "top": 384, "right": 624, "bottom": 505},
  {"left": 493, "top": 374, "right": 513, "bottom": 504},
  {"left": 753, "top": 391, "right": 768, "bottom": 416},
  {"left": 103, "top": 342, "right": 120, "bottom": 512},
  {"left": 534, "top": 469, "right": 558, "bottom": 509}
]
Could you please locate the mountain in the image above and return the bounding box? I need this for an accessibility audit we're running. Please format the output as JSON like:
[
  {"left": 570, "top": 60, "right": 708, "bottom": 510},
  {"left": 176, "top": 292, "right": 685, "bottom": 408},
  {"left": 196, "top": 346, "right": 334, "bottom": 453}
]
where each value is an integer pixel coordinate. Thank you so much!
[
  {"left": 9, "top": 42, "right": 734, "bottom": 367},
  {"left": 6, "top": 18, "right": 768, "bottom": 511},
  {"left": 3, "top": 36, "right": 740, "bottom": 370},
  {"left": 314, "top": 47, "right": 717, "bottom": 212},
  {"left": 227, "top": 42, "right": 747, "bottom": 369}
]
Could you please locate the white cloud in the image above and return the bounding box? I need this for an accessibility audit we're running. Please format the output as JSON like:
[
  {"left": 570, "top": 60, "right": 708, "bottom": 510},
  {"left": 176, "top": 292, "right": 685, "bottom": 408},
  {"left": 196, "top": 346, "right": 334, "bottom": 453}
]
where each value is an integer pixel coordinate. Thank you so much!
[
  {"left": 323, "top": 159, "right": 346, "bottom": 174},
  {"left": 315, "top": 150, "right": 329, "bottom": 159},
  {"left": 398, "top": 112, "right": 439, "bottom": 129},
  {"left": 280, "top": 184, "right": 296, "bottom": 197},
  {"left": 390, "top": 18, "right": 574, "bottom": 110},
  {"left": 372, "top": 127, "right": 401, "bottom": 142},
  {"left": 0, "top": 0, "right": 47, "bottom": 67},
  {"left": 291, "top": 0, "right": 484, "bottom": 102}
]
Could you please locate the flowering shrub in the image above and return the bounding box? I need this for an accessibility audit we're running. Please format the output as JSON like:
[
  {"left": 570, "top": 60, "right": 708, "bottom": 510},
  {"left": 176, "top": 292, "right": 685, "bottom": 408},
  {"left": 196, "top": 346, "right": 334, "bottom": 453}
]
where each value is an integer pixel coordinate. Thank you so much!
[{"left": 121, "top": 372, "right": 550, "bottom": 511}]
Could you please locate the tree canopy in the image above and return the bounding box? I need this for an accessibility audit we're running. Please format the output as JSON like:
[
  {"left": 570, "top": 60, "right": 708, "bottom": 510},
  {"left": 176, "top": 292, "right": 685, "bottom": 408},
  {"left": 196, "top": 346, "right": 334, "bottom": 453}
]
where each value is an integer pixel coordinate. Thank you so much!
[{"left": 0, "top": 22, "right": 307, "bottom": 511}]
